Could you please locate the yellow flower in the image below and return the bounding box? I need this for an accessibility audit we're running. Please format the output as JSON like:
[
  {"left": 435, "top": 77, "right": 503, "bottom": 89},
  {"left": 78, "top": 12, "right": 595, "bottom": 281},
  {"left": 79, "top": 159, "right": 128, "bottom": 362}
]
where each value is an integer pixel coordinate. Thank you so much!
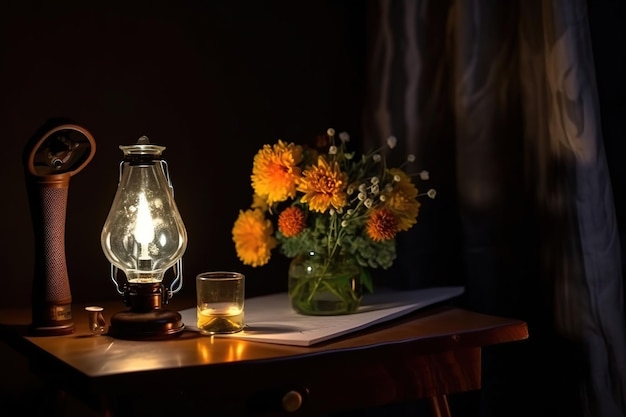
[
  {"left": 297, "top": 156, "right": 347, "bottom": 213},
  {"left": 232, "top": 209, "right": 277, "bottom": 267},
  {"left": 384, "top": 168, "right": 420, "bottom": 231},
  {"left": 278, "top": 206, "right": 306, "bottom": 237},
  {"left": 251, "top": 140, "right": 303, "bottom": 205},
  {"left": 366, "top": 208, "right": 398, "bottom": 241}
]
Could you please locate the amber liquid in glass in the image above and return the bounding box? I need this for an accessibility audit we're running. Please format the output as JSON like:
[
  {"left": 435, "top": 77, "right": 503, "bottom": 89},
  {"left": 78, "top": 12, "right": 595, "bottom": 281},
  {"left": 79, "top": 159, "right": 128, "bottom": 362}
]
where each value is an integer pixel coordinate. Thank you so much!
[{"left": 197, "top": 305, "right": 244, "bottom": 334}]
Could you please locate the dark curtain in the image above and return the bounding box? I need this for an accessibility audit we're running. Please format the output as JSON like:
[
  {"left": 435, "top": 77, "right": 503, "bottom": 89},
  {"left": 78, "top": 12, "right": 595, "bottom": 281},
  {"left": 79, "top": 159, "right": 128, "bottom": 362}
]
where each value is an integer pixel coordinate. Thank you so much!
[{"left": 363, "top": 1, "right": 626, "bottom": 416}]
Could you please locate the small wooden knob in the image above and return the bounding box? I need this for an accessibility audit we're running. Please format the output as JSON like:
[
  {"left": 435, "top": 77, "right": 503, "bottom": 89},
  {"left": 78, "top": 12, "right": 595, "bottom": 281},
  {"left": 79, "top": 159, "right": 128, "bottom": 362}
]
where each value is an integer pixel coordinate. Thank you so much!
[{"left": 282, "top": 390, "right": 303, "bottom": 412}]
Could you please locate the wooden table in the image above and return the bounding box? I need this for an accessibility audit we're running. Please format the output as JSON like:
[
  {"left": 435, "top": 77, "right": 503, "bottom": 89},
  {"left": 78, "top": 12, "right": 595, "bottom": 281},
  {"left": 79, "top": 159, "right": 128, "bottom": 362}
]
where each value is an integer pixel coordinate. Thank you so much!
[{"left": 0, "top": 297, "right": 528, "bottom": 417}]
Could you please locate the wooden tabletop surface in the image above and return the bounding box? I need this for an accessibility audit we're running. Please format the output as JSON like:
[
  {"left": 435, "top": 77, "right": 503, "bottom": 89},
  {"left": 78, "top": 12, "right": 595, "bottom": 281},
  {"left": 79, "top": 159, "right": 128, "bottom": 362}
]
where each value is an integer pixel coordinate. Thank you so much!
[
  {"left": 0, "top": 298, "right": 527, "bottom": 376},
  {"left": 0, "top": 297, "right": 528, "bottom": 416}
]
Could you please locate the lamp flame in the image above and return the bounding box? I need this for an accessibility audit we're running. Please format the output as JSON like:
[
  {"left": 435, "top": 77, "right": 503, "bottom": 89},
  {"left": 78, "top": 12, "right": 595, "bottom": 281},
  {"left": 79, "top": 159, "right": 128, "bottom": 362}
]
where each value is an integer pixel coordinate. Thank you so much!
[{"left": 134, "top": 192, "right": 155, "bottom": 262}]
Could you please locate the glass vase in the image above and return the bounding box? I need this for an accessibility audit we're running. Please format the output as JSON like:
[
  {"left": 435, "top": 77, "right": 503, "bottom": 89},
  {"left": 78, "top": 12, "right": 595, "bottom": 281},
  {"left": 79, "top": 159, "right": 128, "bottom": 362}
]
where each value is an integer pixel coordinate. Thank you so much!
[{"left": 288, "top": 251, "right": 363, "bottom": 315}]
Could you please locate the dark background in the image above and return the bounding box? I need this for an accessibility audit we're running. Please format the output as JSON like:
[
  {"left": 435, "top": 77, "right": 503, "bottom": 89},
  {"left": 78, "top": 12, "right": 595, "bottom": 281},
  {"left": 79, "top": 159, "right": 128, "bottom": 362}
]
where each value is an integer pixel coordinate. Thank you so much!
[{"left": 0, "top": 1, "right": 368, "bottom": 309}]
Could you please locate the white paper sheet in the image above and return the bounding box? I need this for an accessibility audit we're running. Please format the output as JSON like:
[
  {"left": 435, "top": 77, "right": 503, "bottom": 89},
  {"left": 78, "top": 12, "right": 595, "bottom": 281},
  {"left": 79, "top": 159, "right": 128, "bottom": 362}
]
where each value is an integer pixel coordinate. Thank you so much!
[{"left": 179, "top": 286, "right": 464, "bottom": 346}]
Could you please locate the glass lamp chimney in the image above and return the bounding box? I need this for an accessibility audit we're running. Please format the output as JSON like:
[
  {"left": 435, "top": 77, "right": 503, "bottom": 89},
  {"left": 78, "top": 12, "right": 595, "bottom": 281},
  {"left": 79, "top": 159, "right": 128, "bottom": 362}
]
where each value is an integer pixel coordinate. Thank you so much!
[{"left": 101, "top": 135, "right": 187, "bottom": 339}]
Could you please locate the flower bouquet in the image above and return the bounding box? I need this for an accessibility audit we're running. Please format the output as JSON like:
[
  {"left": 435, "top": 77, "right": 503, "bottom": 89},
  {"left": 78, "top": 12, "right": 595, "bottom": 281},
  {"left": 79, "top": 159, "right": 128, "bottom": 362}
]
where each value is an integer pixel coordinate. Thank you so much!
[{"left": 232, "top": 128, "right": 435, "bottom": 315}]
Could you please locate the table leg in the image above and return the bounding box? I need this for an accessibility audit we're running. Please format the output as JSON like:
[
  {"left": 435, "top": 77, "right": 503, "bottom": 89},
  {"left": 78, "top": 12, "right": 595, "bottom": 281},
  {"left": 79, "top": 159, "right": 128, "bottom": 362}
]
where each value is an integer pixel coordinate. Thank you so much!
[{"left": 429, "top": 394, "right": 452, "bottom": 417}]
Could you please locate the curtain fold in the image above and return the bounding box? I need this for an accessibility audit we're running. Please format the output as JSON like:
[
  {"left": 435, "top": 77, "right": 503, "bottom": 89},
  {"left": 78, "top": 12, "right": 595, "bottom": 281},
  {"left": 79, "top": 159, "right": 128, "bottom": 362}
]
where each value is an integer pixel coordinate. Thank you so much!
[{"left": 363, "top": 1, "right": 626, "bottom": 416}]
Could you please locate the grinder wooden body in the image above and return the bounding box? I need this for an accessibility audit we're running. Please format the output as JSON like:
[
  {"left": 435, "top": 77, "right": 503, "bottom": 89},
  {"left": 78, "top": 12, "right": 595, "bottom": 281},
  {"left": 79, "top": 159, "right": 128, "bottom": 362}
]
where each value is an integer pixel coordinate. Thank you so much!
[{"left": 24, "top": 123, "right": 95, "bottom": 336}]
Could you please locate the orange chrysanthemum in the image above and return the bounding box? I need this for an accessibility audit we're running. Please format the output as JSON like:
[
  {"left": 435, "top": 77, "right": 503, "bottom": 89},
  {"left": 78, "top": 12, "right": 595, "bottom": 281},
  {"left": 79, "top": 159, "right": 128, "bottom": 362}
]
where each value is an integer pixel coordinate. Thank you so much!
[
  {"left": 297, "top": 156, "right": 347, "bottom": 213},
  {"left": 278, "top": 206, "right": 306, "bottom": 237},
  {"left": 232, "top": 209, "right": 277, "bottom": 267},
  {"left": 251, "top": 140, "right": 303, "bottom": 205},
  {"left": 366, "top": 208, "right": 399, "bottom": 242},
  {"left": 384, "top": 168, "right": 420, "bottom": 231}
]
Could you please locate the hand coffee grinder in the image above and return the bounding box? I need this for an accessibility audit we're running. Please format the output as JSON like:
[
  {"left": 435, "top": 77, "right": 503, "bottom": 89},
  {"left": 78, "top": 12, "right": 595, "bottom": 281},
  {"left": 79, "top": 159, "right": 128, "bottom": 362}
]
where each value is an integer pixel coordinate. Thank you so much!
[{"left": 24, "top": 122, "right": 96, "bottom": 335}]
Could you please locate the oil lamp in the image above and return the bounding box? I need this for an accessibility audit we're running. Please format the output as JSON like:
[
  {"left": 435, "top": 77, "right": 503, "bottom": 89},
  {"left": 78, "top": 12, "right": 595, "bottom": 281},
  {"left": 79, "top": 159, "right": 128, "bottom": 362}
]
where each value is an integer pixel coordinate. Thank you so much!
[{"left": 101, "top": 136, "right": 188, "bottom": 340}]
